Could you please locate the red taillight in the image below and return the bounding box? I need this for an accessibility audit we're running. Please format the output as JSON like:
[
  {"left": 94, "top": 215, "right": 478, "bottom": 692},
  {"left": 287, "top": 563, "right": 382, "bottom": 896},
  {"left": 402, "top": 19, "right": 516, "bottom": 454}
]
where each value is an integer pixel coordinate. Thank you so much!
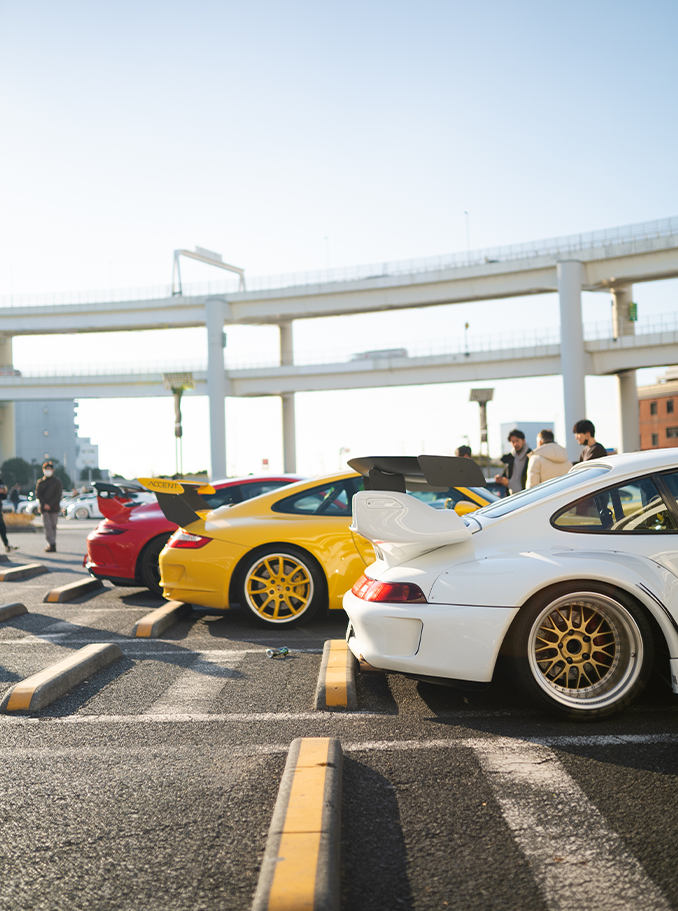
[
  {"left": 168, "top": 532, "right": 212, "bottom": 549},
  {"left": 351, "top": 573, "right": 427, "bottom": 604}
]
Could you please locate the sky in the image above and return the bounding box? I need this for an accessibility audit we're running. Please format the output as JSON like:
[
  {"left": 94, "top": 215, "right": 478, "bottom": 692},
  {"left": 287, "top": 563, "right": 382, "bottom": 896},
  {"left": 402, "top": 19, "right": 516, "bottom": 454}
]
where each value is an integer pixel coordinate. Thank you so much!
[{"left": 0, "top": 0, "right": 677, "bottom": 478}]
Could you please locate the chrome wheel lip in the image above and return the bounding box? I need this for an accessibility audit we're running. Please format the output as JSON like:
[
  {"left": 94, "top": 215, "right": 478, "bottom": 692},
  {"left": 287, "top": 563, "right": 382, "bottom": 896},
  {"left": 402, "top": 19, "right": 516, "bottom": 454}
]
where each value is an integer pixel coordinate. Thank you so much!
[
  {"left": 527, "top": 592, "right": 644, "bottom": 712},
  {"left": 244, "top": 552, "right": 314, "bottom": 624}
]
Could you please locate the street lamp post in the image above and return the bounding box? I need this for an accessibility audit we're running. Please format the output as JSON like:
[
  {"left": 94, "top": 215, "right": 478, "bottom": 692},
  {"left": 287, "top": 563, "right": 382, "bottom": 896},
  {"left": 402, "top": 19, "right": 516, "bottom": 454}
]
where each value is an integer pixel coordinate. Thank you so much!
[
  {"left": 162, "top": 372, "right": 195, "bottom": 477},
  {"left": 469, "top": 388, "right": 494, "bottom": 477}
]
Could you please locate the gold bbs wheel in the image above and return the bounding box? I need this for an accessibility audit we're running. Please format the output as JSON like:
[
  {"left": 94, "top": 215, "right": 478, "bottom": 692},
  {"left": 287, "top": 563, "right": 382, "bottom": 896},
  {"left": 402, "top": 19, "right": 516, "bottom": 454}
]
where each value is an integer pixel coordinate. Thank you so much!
[
  {"left": 511, "top": 584, "right": 653, "bottom": 719},
  {"left": 240, "top": 547, "right": 324, "bottom": 627}
]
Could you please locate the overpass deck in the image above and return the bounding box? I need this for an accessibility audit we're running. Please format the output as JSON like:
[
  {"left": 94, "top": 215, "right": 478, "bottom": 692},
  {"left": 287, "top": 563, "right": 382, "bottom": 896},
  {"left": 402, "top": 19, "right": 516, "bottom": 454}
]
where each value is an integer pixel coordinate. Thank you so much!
[{"left": 1, "top": 321, "right": 676, "bottom": 400}]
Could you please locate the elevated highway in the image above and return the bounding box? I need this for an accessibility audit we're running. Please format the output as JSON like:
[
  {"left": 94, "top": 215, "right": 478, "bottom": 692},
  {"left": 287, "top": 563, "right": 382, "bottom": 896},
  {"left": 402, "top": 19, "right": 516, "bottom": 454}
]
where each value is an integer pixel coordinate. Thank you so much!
[
  {"left": 3, "top": 318, "right": 677, "bottom": 396},
  {"left": 1, "top": 216, "right": 677, "bottom": 473}
]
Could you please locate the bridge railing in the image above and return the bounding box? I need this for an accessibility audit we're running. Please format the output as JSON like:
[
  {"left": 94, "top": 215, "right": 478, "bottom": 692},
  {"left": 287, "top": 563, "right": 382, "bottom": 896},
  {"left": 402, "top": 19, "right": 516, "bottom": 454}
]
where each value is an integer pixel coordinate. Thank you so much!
[
  {"left": 1, "top": 217, "right": 677, "bottom": 307},
  {"left": 9, "top": 311, "right": 678, "bottom": 377}
]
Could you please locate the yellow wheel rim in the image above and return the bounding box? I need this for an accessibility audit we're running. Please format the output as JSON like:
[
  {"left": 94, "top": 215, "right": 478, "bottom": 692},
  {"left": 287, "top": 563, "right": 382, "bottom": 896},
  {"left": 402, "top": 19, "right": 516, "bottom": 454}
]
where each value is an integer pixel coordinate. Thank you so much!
[
  {"left": 527, "top": 592, "right": 643, "bottom": 710},
  {"left": 244, "top": 553, "right": 314, "bottom": 622}
]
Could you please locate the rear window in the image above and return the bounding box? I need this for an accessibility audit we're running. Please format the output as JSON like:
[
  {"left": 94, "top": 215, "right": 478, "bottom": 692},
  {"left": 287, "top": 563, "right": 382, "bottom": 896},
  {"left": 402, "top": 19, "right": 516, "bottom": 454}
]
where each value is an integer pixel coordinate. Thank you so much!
[
  {"left": 476, "top": 466, "right": 610, "bottom": 518},
  {"left": 408, "top": 486, "right": 498, "bottom": 509}
]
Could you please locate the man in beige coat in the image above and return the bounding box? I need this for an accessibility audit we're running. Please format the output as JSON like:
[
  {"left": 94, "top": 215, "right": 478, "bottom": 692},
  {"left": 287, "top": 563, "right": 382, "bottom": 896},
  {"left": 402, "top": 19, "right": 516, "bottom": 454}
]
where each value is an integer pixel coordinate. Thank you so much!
[{"left": 526, "top": 430, "right": 572, "bottom": 488}]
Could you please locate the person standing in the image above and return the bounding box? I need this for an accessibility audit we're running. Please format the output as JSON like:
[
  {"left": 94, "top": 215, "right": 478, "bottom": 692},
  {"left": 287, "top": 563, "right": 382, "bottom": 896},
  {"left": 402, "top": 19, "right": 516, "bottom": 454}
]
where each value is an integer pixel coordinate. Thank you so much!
[
  {"left": 455, "top": 445, "right": 473, "bottom": 459},
  {"left": 495, "top": 429, "right": 532, "bottom": 494},
  {"left": 9, "top": 484, "right": 20, "bottom": 512},
  {"left": 527, "top": 429, "right": 572, "bottom": 488},
  {"left": 0, "top": 476, "right": 18, "bottom": 553},
  {"left": 36, "top": 461, "right": 62, "bottom": 553},
  {"left": 573, "top": 420, "right": 607, "bottom": 462}
]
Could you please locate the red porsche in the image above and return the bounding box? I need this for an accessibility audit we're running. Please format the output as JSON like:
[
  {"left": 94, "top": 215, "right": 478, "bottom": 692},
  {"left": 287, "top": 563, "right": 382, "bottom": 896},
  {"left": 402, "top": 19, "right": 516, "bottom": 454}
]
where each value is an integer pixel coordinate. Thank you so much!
[{"left": 85, "top": 475, "right": 303, "bottom": 595}]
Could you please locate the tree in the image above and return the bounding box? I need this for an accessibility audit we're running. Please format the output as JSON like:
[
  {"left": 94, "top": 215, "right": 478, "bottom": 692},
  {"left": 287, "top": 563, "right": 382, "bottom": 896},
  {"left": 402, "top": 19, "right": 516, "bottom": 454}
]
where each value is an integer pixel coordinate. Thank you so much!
[
  {"left": 55, "top": 465, "right": 72, "bottom": 490},
  {"left": 1, "top": 457, "right": 32, "bottom": 490}
]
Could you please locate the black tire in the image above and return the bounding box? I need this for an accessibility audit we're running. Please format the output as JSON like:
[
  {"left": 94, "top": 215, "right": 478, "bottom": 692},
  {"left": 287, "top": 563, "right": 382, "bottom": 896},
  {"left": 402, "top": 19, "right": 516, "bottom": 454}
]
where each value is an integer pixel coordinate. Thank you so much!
[
  {"left": 75, "top": 507, "right": 90, "bottom": 520},
  {"left": 139, "top": 533, "right": 172, "bottom": 595},
  {"left": 507, "top": 582, "right": 653, "bottom": 720},
  {"left": 238, "top": 545, "right": 326, "bottom": 627}
]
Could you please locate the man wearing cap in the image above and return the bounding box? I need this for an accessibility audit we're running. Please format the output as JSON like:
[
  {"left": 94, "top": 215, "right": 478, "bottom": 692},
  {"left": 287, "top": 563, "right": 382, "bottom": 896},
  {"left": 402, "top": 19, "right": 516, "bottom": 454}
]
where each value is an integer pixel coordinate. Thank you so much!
[{"left": 36, "top": 461, "right": 63, "bottom": 553}]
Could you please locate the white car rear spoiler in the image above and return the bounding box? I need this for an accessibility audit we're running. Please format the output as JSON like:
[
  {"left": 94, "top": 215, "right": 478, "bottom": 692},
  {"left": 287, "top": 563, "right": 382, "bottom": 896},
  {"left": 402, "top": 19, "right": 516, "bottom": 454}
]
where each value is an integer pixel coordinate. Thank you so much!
[{"left": 351, "top": 490, "right": 471, "bottom": 565}]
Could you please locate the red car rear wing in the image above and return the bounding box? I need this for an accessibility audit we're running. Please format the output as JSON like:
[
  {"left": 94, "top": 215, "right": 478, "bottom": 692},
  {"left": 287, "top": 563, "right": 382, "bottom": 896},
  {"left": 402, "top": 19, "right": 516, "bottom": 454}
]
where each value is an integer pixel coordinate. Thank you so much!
[{"left": 138, "top": 478, "right": 216, "bottom": 528}]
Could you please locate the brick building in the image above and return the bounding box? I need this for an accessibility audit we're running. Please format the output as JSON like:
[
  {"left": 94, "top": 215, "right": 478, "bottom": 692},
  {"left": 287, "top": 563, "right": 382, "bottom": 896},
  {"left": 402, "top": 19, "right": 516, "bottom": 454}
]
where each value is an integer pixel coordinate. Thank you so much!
[{"left": 638, "top": 369, "right": 678, "bottom": 449}]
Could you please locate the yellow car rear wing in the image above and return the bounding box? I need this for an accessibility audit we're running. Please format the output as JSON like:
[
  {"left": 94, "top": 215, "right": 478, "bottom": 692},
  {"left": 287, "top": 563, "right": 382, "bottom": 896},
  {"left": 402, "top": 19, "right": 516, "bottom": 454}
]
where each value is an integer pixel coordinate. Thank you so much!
[{"left": 138, "top": 478, "right": 216, "bottom": 528}]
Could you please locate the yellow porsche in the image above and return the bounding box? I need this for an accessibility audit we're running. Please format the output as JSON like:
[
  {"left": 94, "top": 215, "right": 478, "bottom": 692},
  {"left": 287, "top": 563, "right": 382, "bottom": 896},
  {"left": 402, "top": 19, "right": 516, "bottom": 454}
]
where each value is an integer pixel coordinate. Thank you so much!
[{"left": 142, "top": 471, "right": 496, "bottom": 628}]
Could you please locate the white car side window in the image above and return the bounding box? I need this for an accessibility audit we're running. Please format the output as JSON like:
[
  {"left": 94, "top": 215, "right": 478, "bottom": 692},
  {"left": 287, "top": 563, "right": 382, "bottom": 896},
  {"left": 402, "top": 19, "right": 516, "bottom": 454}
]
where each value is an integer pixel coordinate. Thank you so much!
[{"left": 553, "top": 476, "right": 677, "bottom": 533}]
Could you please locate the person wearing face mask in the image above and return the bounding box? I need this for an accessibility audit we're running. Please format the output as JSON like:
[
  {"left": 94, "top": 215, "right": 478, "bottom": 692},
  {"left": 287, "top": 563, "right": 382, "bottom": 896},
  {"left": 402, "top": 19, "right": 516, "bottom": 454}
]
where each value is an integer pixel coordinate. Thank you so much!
[
  {"left": 572, "top": 419, "right": 607, "bottom": 462},
  {"left": 36, "top": 461, "right": 63, "bottom": 553}
]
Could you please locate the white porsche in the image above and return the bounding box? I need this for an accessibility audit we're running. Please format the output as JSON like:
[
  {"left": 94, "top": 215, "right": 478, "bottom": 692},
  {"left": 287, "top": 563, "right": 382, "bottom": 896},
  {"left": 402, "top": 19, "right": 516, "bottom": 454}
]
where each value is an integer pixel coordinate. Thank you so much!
[{"left": 343, "top": 450, "right": 678, "bottom": 720}]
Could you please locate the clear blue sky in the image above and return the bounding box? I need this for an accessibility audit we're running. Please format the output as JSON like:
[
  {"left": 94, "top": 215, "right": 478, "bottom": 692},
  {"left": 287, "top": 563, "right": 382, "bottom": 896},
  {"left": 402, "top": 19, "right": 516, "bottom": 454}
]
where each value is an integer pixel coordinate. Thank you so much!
[{"left": 0, "top": 1, "right": 677, "bottom": 477}]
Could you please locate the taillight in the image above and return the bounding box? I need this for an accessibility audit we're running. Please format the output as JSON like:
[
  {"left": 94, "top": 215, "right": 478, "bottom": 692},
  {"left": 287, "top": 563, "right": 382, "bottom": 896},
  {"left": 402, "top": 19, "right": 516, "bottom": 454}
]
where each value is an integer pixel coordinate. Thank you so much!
[
  {"left": 168, "top": 532, "right": 212, "bottom": 549},
  {"left": 351, "top": 573, "right": 427, "bottom": 604}
]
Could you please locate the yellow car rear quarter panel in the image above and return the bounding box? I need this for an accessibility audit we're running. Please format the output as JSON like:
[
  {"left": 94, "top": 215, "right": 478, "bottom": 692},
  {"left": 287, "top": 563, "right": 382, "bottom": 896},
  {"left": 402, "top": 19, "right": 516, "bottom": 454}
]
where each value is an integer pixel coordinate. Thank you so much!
[{"left": 160, "top": 538, "right": 246, "bottom": 609}]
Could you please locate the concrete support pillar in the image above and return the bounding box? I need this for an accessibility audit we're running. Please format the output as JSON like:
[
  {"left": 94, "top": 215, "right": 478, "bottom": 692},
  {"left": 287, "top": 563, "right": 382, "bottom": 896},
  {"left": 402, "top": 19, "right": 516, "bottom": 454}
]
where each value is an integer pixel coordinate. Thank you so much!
[
  {"left": 281, "top": 394, "right": 297, "bottom": 473},
  {"left": 0, "top": 403, "right": 15, "bottom": 464},
  {"left": 617, "top": 370, "right": 640, "bottom": 453},
  {"left": 611, "top": 285, "right": 635, "bottom": 340},
  {"left": 279, "top": 322, "right": 297, "bottom": 473},
  {"left": 557, "top": 261, "right": 587, "bottom": 462},
  {"left": 206, "top": 298, "right": 227, "bottom": 480},
  {"left": 611, "top": 286, "right": 639, "bottom": 452},
  {"left": 0, "top": 337, "right": 16, "bottom": 462},
  {"left": 0, "top": 334, "right": 13, "bottom": 369}
]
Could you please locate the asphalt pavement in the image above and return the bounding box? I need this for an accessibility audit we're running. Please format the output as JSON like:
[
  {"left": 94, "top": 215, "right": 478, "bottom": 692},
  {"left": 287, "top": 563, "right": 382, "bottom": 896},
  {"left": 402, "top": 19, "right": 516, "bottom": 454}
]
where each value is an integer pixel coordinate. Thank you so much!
[{"left": 0, "top": 518, "right": 677, "bottom": 910}]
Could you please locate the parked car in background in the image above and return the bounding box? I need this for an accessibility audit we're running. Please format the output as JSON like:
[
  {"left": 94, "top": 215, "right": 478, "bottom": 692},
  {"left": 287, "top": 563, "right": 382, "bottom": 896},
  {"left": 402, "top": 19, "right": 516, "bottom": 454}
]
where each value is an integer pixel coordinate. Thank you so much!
[
  {"left": 86, "top": 475, "right": 304, "bottom": 595},
  {"left": 483, "top": 480, "right": 509, "bottom": 498},
  {"left": 344, "top": 450, "right": 678, "bottom": 720},
  {"left": 66, "top": 493, "right": 106, "bottom": 520},
  {"left": 2, "top": 495, "right": 27, "bottom": 513},
  {"left": 147, "top": 467, "right": 497, "bottom": 628},
  {"left": 20, "top": 497, "right": 41, "bottom": 516}
]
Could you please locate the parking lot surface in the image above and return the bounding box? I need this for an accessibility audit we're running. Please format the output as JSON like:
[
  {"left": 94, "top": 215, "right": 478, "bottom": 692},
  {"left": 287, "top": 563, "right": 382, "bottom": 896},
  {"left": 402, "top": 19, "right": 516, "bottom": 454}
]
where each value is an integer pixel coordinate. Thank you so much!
[{"left": 1, "top": 519, "right": 677, "bottom": 910}]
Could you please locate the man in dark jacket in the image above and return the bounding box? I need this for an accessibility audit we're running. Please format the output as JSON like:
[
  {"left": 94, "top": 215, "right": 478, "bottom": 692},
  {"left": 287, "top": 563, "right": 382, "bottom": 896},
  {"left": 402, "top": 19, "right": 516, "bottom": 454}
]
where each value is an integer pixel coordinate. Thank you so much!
[
  {"left": 573, "top": 419, "right": 607, "bottom": 462},
  {"left": 495, "top": 429, "right": 532, "bottom": 494},
  {"left": 36, "top": 461, "right": 62, "bottom": 553}
]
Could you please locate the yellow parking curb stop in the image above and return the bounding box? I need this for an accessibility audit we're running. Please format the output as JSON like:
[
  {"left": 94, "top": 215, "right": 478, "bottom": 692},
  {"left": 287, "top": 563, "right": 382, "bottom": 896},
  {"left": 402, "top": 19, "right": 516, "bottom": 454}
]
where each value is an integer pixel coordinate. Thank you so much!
[
  {"left": 0, "top": 602, "right": 27, "bottom": 622},
  {"left": 133, "top": 600, "right": 192, "bottom": 638},
  {"left": 44, "top": 577, "right": 105, "bottom": 603},
  {"left": 314, "top": 639, "right": 357, "bottom": 710},
  {"left": 1, "top": 643, "right": 123, "bottom": 713},
  {"left": 252, "top": 737, "right": 343, "bottom": 911},
  {"left": 0, "top": 563, "right": 49, "bottom": 582}
]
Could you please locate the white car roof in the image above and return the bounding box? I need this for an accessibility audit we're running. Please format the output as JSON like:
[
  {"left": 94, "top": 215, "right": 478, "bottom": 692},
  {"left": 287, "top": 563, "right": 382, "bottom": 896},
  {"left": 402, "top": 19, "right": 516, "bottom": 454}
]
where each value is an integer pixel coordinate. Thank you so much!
[{"left": 569, "top": 448, "right": 678, "bottom": 476}]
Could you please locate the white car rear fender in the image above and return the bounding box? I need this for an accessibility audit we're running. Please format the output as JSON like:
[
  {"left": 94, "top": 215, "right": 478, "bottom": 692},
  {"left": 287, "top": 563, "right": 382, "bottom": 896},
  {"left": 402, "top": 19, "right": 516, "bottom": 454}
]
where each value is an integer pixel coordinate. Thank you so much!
[
  {"left": 351, "top": 490, "right": 471, "bottom": 567},
  {"left": 429, "top": 549, "right": 678, "bottom": 658}
]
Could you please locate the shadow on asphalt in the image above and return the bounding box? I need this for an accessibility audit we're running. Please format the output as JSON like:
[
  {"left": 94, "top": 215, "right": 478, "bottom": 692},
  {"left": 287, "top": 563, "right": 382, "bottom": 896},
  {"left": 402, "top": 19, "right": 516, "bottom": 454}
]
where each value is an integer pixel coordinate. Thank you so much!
[{"left": 341, "top": 756, "right": 414, "bottom": 911}]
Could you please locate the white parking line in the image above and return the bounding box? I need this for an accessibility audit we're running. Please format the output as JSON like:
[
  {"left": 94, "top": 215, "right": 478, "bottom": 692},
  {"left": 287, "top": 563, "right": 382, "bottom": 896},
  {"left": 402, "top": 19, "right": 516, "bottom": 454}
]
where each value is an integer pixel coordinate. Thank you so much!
[
  {"left": 144, "top": 651, "right": 246, "bottom": 715},
  {"left": 0, "top": 711, "right": 379, "bottom": 724},
  {"left": 473, "top": 737, "right": 671, "bottom": 911},
  {"left": 37, "top": 610, "right": 123, "bottom": 634}
]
